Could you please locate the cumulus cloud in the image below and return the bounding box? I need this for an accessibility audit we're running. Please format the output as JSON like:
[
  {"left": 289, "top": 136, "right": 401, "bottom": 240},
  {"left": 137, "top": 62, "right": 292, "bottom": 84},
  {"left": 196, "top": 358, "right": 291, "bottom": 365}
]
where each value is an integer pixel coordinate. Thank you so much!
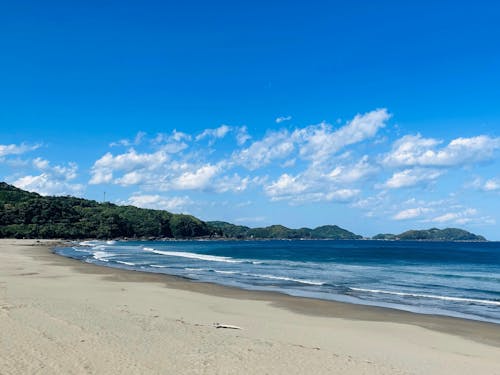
[
  {"left": 265, "top": 173, "right": 308, "bottom": 198},
  {"left": 294, "top": 108, "right": 390, "bottom": 164},
  {"left": 327, "top": 156, "right": 378, "bottom": 184},
  {"left": 382, "top": 134, "right": 500, "bottom": 167},
  {"left": 154, "top": 130, "right": 191, "bottom": 144},
  {"left": 264, "top": 172, "right": 360, "bottom": 204},
  {"left": 236, "top": 126, "right": 251, "bottom": 145},
  {"left": 275, "top": 115, "right": 292, "bottom": 124},
  {"left": 171, "top": 164, "right": 220, "bottom": 190},
  {"left": 0, "top": 143, "right": 40, "bottom": 158},
  {"left": 122, "top": 193, "right": 193, "bottom": 212},
  {"left": 470, "top": 177, "right": 500, "bottom": 192},
  {"left": 150, "top": 130, "right": 192, "bottom": 154},
  {"left": 13, "top": 159, "right": 83, "bottom": 196},
  {"left": 430, "top": 208, "right": 479, "bottom": 225},
  {"left": 393, "top": 207, "right": 432, "bottom": 220},
  {"left": 89, "top": 149, "right": 168, "bottom": 185},
  {"left": 196, "top": 125, "right": 231, "bottom": 143},
  {"left": 281, "top": 189, "right": 360, "bottom": 205},
  {"left": 110, "top": 131, "right": 146, "bottom": 147},
  {"left": 382, "top": 168, "right": 443, "bottom": 189},
  {"left": 89, "top": 145, "right": 229, "bottom": 192},
  {"left": 233, "top": 109, "right": 389, "bottom": 170},
  {"left": 80, "top": 108, "right": 499, "bottom": 222},
  {"left": 214, "top": 174, "right": 249, "bottom": 193},
  {"left": 484, "top": 179, "right": 500, "bottom": 191},
  {"left": 262, "top": 154, "right": 376, "bottom": 204},
  {"left": 233, "top": 130, "right": 295, "bottom": 170}
]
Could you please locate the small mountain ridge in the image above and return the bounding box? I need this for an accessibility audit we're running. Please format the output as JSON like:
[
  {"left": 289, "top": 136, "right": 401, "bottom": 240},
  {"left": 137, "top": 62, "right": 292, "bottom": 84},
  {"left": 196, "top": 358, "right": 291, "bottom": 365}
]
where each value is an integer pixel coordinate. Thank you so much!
[
  {"left": 0, "top": 182, "right": 487, "bottom": 241},
  {"left": 206, "top": 221, "right": 362, "bottom": 240},
  {"left": 372, "top": 228, "right": 486, "bottom": 241}
]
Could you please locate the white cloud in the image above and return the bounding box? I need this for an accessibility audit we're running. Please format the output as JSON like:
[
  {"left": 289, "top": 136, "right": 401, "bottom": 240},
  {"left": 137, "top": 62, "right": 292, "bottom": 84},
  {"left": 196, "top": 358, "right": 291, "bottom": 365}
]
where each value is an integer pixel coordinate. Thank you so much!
[
  {"left": 233, "top": 130, "right": 294, "bottom": 170},
  {"left": 123, "top": 194, "right": 193, "bottom": 212},
  {"left": 382, "top": 134, "right": 500, "bottom": 167},
  {"left": 264, "top": 172, "right": 360, "bottom": 204},
  {"left": 115, "top": 171, "right": 144, "bottom": 186},
  {"left": 471, "top": 177, "right": 500, "bottom": 192},
  {"left": 214, "top": 174, "right": 249, "bottom": 193},
  {"left": 110, "top": 131, "right": 146, "bottom": 147},
  {"left": 149, "top": 130, "right": 192, "bottom": 154},
  {"left": 484, "top": 179, "right": 500, "bottom": 191},
  {"left": 327, "top": 156, "right": 378, "bottom": 184},
  {"left": 13, "top": 174, "right": 84, "bottom": 196},
  {"left": 0, "top": 143, "right": 40, "bottom": 158},
  {"left": 430, "top": 208, "right": 478, "bottom": 225},
  {"left": 154, "top": 130, "right": 192, "bottom": 144},
  {"left": 234, "top": 109, "right": 389, "bottom": 171},
  {"left": 275, "top": 115, "right": 292, "bottom": 124},
  {"left": 283, "top": 189, "right": 360, "bottom": 204},
  {"left": 265, "top": 173, "right": 308, "bottom": 198},
  {"left": 93, "top": 149, "right": 168, "bottom": 171},
  {"left": 32, "top": 157, "right": 50, "bottom": 170},
  {"left": 196, "top": 125, "right": 231, "bottom": 142},
  {"left": 89, "top": 149, "right": 168, "bottom": 185},
  {"left": 236, "top": 126, "right": 251, "bottom": 145},
  {"left": 263, "top": 154, "right": 376, "bottom": 204},
  {"left": 171, "top": 164, "right": 220, "bottom": 190},
  {"left": 89, "top": 170, "right": 113, "bottom": 185},
  {"left": 383, "top": 168, "right": 443, "bottom": 189},
  {"left": 294, "top": 108, "right": 390, "bottom": 164},
  {"left": 393, "top": 207, "right": 432, "bottom": 220},
  {"left": 13, "top": 159, "right": 83, "bottom": 196}
]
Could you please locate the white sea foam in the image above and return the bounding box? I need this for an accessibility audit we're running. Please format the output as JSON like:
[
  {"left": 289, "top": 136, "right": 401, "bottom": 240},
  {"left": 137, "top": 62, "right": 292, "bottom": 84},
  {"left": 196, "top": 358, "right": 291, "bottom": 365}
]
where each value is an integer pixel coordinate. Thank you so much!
[
  {"left": 244, "top": 273, "right": 325, "bottom": 286},
  {"left": 72, "top": 246, "right": 91, "bottom": 253},
  {"left": 150, "top": 264, "right": 168, "bottom": 268},
  {"left": 79, "top": 240, "right": 104, "bottom": 247},
  {"left": 349, "top": 287, "right": 500, "bottom": 306},
  {"left": 106, "top": 240, "right": 117, "bottom": 245},
  {"left": 183, "top": 268, "right": 240, "bottom": 275},
  {"left": 115, "top": 260, "right": 135, "bottom": 266},
  {"left": 92, "top": 245, "right": 108, "bottom": 250},
  {"left": 214, "top": 270, "right": 239, "bottom": 275},
  {"left": 144, "top": 248, "right": 243, "bottom": 263},
  {"left": 185, "top": 267, "right": 210, "bottom": 272},
  {"left": 92, "top": 251, "right": 115, "bottom": 262}
]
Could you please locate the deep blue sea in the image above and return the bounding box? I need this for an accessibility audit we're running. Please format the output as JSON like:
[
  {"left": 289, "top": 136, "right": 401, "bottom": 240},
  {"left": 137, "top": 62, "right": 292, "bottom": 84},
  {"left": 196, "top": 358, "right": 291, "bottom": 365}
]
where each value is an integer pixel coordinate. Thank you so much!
[{"left": 55, "top": 240, "right": 500, "bottom": 324}]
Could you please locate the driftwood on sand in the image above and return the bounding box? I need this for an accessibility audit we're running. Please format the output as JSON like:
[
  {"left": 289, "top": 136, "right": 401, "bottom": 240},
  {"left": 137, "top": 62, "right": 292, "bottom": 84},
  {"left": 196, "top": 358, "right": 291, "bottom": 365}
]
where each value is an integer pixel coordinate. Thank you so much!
[{"left": 213, "top": 323, "right": 242, "bottom": 330}]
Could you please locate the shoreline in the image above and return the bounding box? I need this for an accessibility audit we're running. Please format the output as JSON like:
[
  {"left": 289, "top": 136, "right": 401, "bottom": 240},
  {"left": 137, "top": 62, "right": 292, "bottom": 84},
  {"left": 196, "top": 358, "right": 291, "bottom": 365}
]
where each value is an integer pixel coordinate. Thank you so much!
[
  {"left": 2, "top": 239, "right": 500, "bottom": 374},
  {"left": 60, "top": 239, "right": 500, "bottom": 327},
  {"left": 52, "top": 243, "right": 500, "bottom": 348}
]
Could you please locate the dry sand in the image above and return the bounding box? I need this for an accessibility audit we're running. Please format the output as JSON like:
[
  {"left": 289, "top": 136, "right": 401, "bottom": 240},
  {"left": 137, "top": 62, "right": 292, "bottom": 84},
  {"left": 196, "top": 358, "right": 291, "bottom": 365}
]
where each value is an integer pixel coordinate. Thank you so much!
[{"left": 1, "top": 239, "right": 499, "bottom": 374}]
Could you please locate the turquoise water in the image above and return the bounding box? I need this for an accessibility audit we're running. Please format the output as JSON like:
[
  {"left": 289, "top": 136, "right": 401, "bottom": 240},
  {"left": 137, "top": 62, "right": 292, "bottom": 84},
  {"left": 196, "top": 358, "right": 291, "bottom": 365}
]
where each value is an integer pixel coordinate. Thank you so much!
[{"left": 56, "top": 239, "right": 500, "bottom": 323}]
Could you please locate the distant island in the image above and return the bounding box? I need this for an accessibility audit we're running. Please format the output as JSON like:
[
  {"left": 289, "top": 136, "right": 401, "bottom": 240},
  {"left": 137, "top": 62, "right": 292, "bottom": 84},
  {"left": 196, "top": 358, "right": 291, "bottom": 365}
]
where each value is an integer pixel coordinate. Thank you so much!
[
  {"left": 0, "top": 182, "right": 487, "bottom": 241},
  {"left": 372, "top": 228, "right": 486, "bottom": 242}
]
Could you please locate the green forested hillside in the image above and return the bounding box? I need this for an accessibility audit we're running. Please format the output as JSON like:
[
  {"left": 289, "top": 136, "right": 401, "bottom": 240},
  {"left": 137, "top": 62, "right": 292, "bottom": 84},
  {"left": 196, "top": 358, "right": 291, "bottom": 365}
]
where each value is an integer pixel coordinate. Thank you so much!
[
  {"left": 0, "top": 182, "right": 486, "bottom": 241},
  {"left": 0, "top": 182, "right": 362, "bottom": 240},
  {"left": 206, "top": 222, "right": 362, "bottom": 240},
  {"left": 0, "top": 182, "right": 215, "bottom": 239}
]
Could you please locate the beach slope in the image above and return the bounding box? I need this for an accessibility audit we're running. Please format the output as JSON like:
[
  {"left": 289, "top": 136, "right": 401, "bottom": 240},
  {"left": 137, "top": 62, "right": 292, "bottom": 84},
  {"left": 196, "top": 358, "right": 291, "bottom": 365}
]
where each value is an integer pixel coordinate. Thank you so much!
[{"left": 1, "top": 239, "right": 499, "bottom": 374}]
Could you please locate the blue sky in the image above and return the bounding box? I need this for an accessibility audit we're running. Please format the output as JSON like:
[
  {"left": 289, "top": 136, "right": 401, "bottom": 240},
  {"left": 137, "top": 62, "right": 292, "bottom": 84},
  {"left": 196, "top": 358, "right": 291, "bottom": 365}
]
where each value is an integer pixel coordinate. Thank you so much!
[{"left": 1, "top": 1, "right": 500, "bottom": 239}]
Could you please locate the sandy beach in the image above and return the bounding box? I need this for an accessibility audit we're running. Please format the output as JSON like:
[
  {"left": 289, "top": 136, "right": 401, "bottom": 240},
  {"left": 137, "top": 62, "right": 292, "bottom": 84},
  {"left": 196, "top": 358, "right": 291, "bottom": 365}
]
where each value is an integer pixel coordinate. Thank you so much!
[{"left": 1, "top": 239, "right": 499, "bottom": 374}]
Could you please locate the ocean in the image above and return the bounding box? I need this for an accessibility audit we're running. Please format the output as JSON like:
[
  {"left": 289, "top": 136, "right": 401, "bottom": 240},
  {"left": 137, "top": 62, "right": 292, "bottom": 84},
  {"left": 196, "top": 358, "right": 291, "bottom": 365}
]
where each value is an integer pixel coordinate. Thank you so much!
[{"left": 55, "top": 239, "right": 500, "bottom": 324}]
